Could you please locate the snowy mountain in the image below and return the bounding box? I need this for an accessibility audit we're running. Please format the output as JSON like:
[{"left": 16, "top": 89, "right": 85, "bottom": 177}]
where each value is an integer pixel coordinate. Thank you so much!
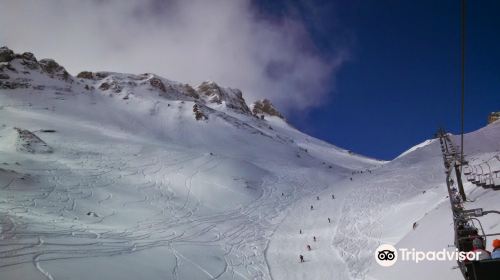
[{"left": 0, "top": 47, "right": 498, "bottom": 280}]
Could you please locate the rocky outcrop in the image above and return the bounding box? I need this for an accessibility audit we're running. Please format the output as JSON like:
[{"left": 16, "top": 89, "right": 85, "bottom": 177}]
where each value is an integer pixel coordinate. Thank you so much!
[
  {"left": 197, "top": 81, "right": 224, "bottom": 103},
  {"left": 0, "top": 47, "right": 75, "bottom": 90},
  {"left": 196, "top": 81, "right": 251, "bottom": 114},
  {"left": 77, "top": 71, "right": 94, "bottom": 79},
  {"left": 0, "top": 47, "right": 15, "bottom": 62},
  {"left": 193, "top": 104, "right": 207, "bottom": 120},
  {"left": 21, "top": 52, "right": 36, "bottom": 61},
  {"left": 0, "top": 47, "right": 284, "bottom": 121},
  {"left": 39, "top": 59, "right": 61, "bottom": 73},
  {"left": 180, "top": 84, "right": 199, "bottom": 99},
  {"left": 39, "top": 59, "right": 70, "bottom": 81},
  {"left": 149, "top": 77, "right": 166, "bottom": 93},
  {"left": 488, "top": 112, "right": 500, "bottom": 124},
  {"left": 95, "top": 72, "right": 110, "bottom": 80},
  {"left": 19, "top": 52, "right": 39, "bottom": 70},
  {"left": 76, "top": 71, "right": 111, "bottom": 81},
  {"left": 98, "top": 80, "right": 122, "bottom": 93},
  {"left": 99, "top": 82, "right": 111, "bottom": 91},
  {"left": 0, "top": 81, "right": 30, "bottom": 89},
  {"left": 252, "top": 99, "right": 284, "bottom": 119}
]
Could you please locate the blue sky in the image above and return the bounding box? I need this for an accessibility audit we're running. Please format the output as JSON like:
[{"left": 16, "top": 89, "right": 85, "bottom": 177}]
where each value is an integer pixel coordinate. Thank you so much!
[{"left": 257, "top": 0, "right": 500, "bottom": 160}]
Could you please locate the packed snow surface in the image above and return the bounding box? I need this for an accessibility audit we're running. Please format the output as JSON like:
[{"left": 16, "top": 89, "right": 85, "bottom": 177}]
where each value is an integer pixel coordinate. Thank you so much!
[{"left": 0, "top": 49, "right": 499, "bottom": 279}]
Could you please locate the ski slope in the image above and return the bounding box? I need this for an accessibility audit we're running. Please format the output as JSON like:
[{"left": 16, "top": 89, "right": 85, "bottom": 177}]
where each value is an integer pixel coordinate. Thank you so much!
[
  {"left": 0, "top": 47, "right": 499, "bottom": 280},
  {"left": 268, "top": 121, "right": 500, "bottom": 280}
]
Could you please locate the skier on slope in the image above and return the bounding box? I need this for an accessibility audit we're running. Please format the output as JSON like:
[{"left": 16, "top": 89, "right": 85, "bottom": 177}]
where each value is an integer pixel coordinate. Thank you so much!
[
  {"left": 299, "top": 255, "right": 305, "bottom": 262},
  {"left": 331, "top": 194, "right": 335, "bottom": 199},
  {"left": 310, "top": 205, "right": 314, "bottom": 210},
  {"left": 307, "top": 245, "right": 311, "bottom": 251},
  {"left": 316, "top": 196, "right": 320, "bottom": 200},
  {"left": 313, "top": 236, "right": 317, "bottom": 242},
  {"left": 328, "top": 218, "right": 331, "bottom": 223}
]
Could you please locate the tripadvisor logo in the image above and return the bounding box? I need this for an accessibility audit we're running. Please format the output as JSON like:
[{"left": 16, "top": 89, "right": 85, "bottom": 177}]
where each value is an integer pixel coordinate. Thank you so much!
[
  {"left": 375, "top": 244, "right": 481, "bottom": 267},
  {"left": 375, "top": 244, "right": 398, "bottom": 267}
]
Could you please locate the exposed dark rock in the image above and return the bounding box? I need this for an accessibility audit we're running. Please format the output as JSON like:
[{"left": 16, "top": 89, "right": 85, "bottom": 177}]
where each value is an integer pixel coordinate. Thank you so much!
[
  {"left": 99, "top": 82, "right": 111, "bottom": 90},
  {"left": 39, "top": 59, "right": 61, "bottom": 74},
  {"left": 86, "top": 211, "right": 99, "bottom": 217},
  {"left": 21, "top": 52, "right": 36, "bottom": 61},
  {"left": 0, "top": 63, "right": 16, "bottom": 72},
  {"left": 0, "top": 47, "right": 15, "bottom": 62},
  {"left": 197, "top": 81, "right": 223, "bottom": 104},
  {"left": 252, "top": 99, "right": 284, "bottom": 119},
  {"left": 0, "top": 73, "right": 9, "bottom": 79},
  {"left": 0, "top": 81, "right": 30, "bottom": 89},
  {"left": 225, "top": 88, "right": 251, "bottom": 113},
  {"left": 149, "top": 77, "right": 166, "bottom": 92},
  {"left": 20, "top": 58, "right": 39, "bottom": 70},
  {"left": 193, "top": 104, "right": 207, "bottom": 120},
  {"left": 98, "top": 79, "right": 122, "bottom": 93},
  {"left": 181, "top": 84, "right": 199, "bottom": 99},
  {"left": 77, "top": 71, "right": 94, "bottom": 79},
  {"left": 197, "top": 81, "right": 251, "bottom": 114},
  {"left": 95, "top": 72, "right": 109, "bottom": 80},
  {"left": 39, "top": 59, "right": 70, "bottom": 81}
]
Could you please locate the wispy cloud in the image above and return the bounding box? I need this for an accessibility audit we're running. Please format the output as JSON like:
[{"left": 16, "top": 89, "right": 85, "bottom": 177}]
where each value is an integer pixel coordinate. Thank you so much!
[{"left": 0, "top": 0, "right": 348, "bottom": 112}]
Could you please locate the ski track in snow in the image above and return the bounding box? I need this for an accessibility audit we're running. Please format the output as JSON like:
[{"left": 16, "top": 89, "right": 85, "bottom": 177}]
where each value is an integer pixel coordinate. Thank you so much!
[
  {"left": 331, "top": 168, "right": 438, "bottom": 279},
  {"left": 0, "top": 137, "right": 329, "bottom": 280}
]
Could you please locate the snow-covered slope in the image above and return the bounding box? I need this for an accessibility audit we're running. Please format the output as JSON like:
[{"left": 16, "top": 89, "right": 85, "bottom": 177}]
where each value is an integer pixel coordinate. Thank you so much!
[
  {"left": 0, "top": 46, "right": 498, "bottom": 280},
  {"left": 0, "top": 47, "right": 379, "bottom": 280},
  {"left": 267, "top": 120, "right": 500, "bottom": 280}
]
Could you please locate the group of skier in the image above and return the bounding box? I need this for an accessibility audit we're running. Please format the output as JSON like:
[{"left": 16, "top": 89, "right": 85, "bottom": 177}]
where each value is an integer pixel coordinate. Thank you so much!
[{"left": 299, "top": 193, "right": 335, "bottom": 263}]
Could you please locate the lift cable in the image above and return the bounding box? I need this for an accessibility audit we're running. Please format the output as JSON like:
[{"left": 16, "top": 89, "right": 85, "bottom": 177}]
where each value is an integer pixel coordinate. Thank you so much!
[{"left": 460, "top": 0, "right": 465, "bottom": 165}]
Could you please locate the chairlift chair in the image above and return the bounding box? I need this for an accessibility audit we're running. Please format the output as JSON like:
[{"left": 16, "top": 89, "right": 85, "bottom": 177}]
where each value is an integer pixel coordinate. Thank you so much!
[
  {"left": 457, "top": 218, "right": 500, "bottom": 280},
  {"left": 464, "top": 165, "right": 472, "bottom": 175},
  {"left": 493, "top": 171, "right": 500, "bottom": 186},
  {"left": 484, "top": 177, "right": 494, "bottom": 189},
  {"left": 472, "top": 175, "right": 480, "bottom": 185},
  {"left": 467, "top": 171, "right": 475, "bottom": 182},
  {"left": 478, "top": 175, "right": 487, "bottom": 188},
  {"left": 478, "top": 165, "right": 485, "bottom": 176},
  {"left": 467, "top": 167, "right": 475, "bottom": 182}
]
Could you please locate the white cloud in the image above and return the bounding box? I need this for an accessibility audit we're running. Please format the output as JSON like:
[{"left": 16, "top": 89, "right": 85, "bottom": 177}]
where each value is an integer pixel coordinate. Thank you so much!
[{"left": 0, "top": 0, "right": 347, "bottom": 112}]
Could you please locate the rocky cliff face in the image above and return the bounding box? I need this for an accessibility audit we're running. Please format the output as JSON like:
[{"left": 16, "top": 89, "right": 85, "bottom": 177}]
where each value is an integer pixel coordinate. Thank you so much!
[
  {"left": 0, "top": 46, "right": 72, "bottom": 89},
  {"left": 251, "top": 99, "right": 284, "bottom": 119},
  {"left": 196, "top": 81, "right": 252, "bottom": 115},
  {"left": 0, "top": 46, "right": 270, "bottom": 119}
]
